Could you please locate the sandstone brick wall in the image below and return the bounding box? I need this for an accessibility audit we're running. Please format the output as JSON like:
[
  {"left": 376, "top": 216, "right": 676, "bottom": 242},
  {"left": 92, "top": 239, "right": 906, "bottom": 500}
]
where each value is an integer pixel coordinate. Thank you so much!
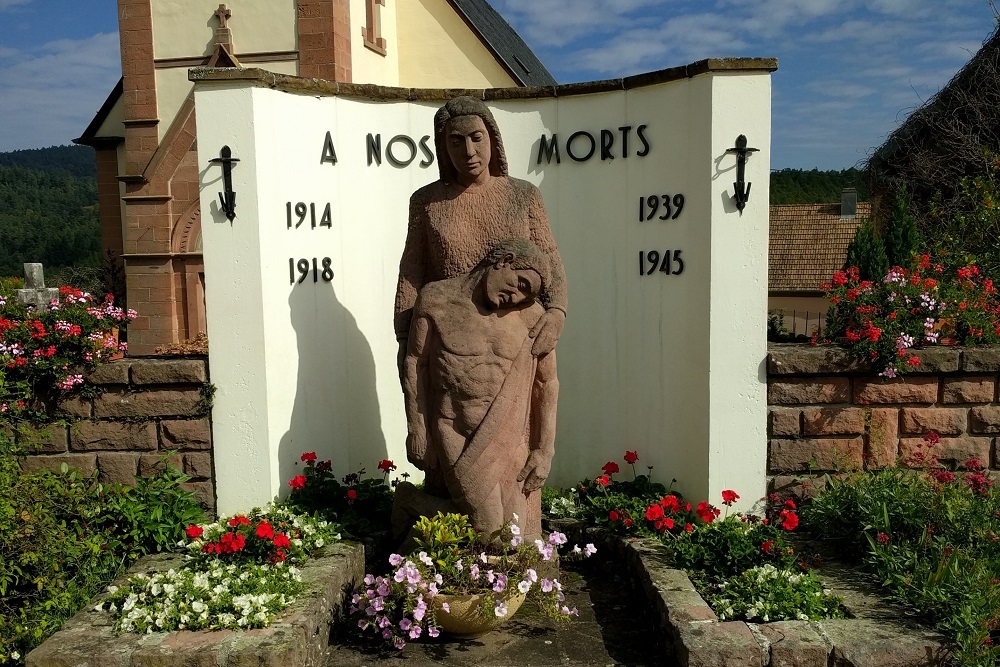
[
  {"left": 768, "top": 344, "right": 1000, "bottom": 496},
  {"left": 14, "top": 357, "right": 215, "bottom": 512}
]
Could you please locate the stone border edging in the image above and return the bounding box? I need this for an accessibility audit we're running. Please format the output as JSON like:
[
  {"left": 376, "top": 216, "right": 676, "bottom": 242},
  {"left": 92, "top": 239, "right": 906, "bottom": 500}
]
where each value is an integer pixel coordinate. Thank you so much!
[
  {"left": 768, "top": 343, "right": 1000, "bottom": 375},
  {"left": 26, "top": 541, "right": 364, "bottom": 667},
  {"left": 549, "top": 520, "right": 951, "bottom": 667}
]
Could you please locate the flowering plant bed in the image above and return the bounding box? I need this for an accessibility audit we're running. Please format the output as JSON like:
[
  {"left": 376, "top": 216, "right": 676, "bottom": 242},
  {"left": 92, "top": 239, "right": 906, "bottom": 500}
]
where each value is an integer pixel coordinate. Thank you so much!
[
  {"left": 98, "top": 505, "right": 341, "bottom": 634},
  {"left": 0, "top": 284, "right": 135, "bottom": 419},
  {"left": 352, "top": 512, "right": 595, "bottom": 649},
  {"left": 803, "top": 441, "right": 1000, "bottom": 667},
  {"left": 821, "top": 256, "right": 1000, "bottom": 378},
  {"left": 282, "top": 452, "right": 397, "bottom": 538}
]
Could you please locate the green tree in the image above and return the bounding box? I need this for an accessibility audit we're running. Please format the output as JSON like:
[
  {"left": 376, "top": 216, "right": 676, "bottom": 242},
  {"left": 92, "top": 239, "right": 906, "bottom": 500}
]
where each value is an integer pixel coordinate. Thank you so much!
[
  {"left": 844, "top": 219, "right": 888, "bottom": 280},
  {"left": 883, "top": 187, "right": 919, "bottom": 268}
]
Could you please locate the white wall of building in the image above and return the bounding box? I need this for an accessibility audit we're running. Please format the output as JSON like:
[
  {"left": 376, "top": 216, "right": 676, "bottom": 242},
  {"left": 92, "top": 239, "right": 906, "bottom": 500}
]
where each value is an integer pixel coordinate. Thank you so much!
[
  {"left": 152, "top": 0, "right": 297, "bottom": 60},
  {"left": 195, "top": 71, "right": 772, "bottom": 514}
]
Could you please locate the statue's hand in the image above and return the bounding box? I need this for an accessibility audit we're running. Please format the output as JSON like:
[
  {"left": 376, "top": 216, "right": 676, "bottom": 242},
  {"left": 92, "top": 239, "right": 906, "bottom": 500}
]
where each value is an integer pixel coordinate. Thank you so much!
[
  {"left": 517, "top": 451, "right": 551, "bottom": 494},
  {"left": 406, "top": 433, "right": 428, "bottom": 470},
  {"left": 528, "top": 308, "right": 565, "bottom": 357}
]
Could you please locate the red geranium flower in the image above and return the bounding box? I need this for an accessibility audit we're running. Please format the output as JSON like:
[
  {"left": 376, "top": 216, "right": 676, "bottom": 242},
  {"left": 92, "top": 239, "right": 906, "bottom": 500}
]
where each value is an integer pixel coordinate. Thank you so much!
[
  {"left": 185, "top": 524, "right": 204, "bottom": 539},
  {"left": 761, "top": 540, "right": 774, "bottom": 553},
  {"left": 696, "top": 501, "right": 719, "bottom": 523},
  {"left": 780, "top": 509, "right": 799, "bottom": 531},
  {"left": 660, "top": 495, "right": 681, "bottom": 513},
  {"left": 876, "top": 533, "right": 889, "bottom": 545},
  {"left": 289, "top": 474, "right": 307, "bottom": 490},
  {"left": 273, "top": 533, "right": 291, "bottom": 549},
  {"left": 602, "top": 461, "right": 620, "bottom": 475},
  {"left": 228, "top": 515, "right": 251, "bottom": 527},
  {"left": 301, "top": 451, "right": 317, "bottom": 462},
  {"left": 378, "top": 459, "right": 396, "bottom": 472},
  {"left": 595, "top": 475, "right": 610, "bottom": 487},
  {"left": 624, "top": 518, "right": 634, "bottom": 528},
  {"left": 783, "top": 499, "right": 796, "bottom": 510},
  {"left": 609, "top": 510, "right": 620, "bottom": 522},
  {"left": 624, "top": 451, "right": 638, "bottom": 464},
  {"left": 721, "top": 489, "right": 739, "bottom": 506},
  {"left": 256, "top": 521, "right": 275, "bottom": 540},
  {"left": 684, "top": 523, "right": 693, "bottom": 533},
  {"left": 347, "top": 489, "right": 358, "bottom": 500},
  {"left": 645, "top": 504, "right": 665, "bottom": 521}
]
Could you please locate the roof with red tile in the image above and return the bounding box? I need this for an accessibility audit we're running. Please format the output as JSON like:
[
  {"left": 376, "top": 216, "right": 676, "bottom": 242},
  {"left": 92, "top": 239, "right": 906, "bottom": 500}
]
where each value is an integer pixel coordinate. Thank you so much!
[{"left": 769, "top": 201, "right": 871, "bottom": 293}]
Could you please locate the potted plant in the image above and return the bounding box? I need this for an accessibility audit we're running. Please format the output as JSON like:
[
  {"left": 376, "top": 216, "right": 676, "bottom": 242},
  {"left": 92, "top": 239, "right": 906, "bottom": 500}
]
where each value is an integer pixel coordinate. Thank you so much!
[{"left": 352, "top": 512, "right": 595, "bottom": 648}]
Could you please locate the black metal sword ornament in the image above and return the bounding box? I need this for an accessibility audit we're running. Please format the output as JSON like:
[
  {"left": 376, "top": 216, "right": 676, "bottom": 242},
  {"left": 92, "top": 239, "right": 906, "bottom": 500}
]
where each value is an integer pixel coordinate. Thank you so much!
[
  {"left": 726, "top": 135, "right": 759, "bottom": 213},
  {"left": 210, "top": 146, "right": 240, "bottom": 222}
]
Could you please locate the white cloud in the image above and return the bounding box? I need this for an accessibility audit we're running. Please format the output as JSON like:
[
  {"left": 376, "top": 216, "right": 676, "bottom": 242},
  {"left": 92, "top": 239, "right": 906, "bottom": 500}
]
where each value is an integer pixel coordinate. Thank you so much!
[
  {"left": 0, "top": 0, "right": 32, "bottom": 11},
  {"left": 0, "top": 32, "right": 120, "bottom": 151},
  {"left": 494, "top": 0, "right": 664, "bottom": 47}
]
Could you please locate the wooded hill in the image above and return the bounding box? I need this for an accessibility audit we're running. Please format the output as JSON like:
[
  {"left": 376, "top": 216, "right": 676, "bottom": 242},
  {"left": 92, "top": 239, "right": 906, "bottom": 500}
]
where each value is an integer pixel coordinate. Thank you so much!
[
  {"left": 0, "top": 146, "right": 101, "bottom": 276},
  {"left": 0, "top": 145, "right": 868, "bottom": 277}
]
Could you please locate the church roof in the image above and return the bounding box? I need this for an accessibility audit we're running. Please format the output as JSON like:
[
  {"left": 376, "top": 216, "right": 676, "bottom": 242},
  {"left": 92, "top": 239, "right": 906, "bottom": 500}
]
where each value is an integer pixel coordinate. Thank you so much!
[{"left": 446, "top": 0, "right": 557, "bottom": 87}]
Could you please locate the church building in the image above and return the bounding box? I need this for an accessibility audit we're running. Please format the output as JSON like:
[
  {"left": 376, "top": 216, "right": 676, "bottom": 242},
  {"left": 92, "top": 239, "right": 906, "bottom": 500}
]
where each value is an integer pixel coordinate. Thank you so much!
[{"left": 75, "top": 0, "right": 555, "bottom": 354}]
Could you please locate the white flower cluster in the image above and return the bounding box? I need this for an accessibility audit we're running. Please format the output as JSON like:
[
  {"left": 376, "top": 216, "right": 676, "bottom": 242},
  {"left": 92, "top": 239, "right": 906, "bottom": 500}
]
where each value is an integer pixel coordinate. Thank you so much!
[
  {"left": 710, "top": 564, "right": 841, "bottom": 623},
  {"left": 97, "top": 562, "right": 305, "bottom": 634}
]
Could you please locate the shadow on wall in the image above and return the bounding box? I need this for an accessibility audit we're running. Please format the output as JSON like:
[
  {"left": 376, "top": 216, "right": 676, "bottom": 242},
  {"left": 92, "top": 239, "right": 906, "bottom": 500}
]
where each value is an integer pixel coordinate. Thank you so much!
[{"left": 277, "top": 281, "right": 388, "bottom": 493}]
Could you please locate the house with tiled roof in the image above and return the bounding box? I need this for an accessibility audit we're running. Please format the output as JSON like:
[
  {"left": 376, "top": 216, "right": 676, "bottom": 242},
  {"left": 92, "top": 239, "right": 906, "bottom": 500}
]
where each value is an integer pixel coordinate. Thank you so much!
[
  {"left": 75, "top": 0, "right": 556, "bottom": 355},
  {"left": 768, "top": 191, "right": 871, "bottom": 336}
]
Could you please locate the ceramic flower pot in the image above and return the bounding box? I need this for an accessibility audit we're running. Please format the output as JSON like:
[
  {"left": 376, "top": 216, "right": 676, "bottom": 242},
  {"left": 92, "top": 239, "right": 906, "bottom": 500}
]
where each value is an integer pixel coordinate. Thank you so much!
[{"left": 432, "top": 591, "right": 526, "bottom": 638}]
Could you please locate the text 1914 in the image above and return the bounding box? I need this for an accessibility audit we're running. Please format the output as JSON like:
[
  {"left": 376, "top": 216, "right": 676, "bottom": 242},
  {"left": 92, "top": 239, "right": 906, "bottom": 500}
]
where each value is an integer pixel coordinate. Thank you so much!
[
  {"left": 639, "top": 250, "right": 684, "bottom": 276},
  {"left": 289, "top": 258, "right": 334, "bottom": 284},
  {"left": 286, "top": 202, "right": 332, "bottom": 229}
]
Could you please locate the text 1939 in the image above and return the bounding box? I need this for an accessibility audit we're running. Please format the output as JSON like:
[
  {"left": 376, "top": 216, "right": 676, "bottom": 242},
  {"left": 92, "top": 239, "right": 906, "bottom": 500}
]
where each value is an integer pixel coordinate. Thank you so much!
[
  {"left": 639, "top": 250, "right": 684, "bottom": 276},
  {"left": 638, "top": 194, "right": 685, "bottom": 222},
  {"left": 289, "top": 258, "right": 334, "bottom": 284},
  {"left": 286, "top": 202, "right": 332, "bottom": 229}
]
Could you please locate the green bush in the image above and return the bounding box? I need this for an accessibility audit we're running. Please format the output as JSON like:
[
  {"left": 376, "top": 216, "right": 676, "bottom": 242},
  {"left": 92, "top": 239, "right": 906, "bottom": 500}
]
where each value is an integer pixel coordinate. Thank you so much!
[
  {"left": 802, "top": 467, "right": 1000, "bottom": 666},
  {"left": 0, "top": 434, "right": 203, "bottom": 664},
  {"left": 844, "top": 219, "right": 889, "bottom": 281},
  {"left": 883, "top": 187, "right": 920, "bottom": 268}
]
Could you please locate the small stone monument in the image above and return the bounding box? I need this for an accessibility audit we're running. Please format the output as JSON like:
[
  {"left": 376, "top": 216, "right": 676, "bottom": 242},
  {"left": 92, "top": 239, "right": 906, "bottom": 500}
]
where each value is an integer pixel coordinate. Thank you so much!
[{"left": 16, "top": 263, "right": 58, "bottom": 308}]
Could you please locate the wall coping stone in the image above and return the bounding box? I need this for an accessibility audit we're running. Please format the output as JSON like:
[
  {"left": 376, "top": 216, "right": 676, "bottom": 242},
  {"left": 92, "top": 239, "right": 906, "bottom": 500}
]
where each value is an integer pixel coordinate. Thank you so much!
[
  {"left": 26, "top": 541, "right": 364, "bottom": 667},
  {"left": 549, "top": 519, "right": 951, "bottom": 666},
  {"left": 768, "top": 343, "right": 998, "bottom": 376}
]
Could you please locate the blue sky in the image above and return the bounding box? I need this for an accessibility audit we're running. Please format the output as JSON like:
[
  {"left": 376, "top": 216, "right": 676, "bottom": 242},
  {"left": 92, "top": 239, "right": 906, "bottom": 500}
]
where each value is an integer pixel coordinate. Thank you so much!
[{"left": 0, "top": 0, "right": 996, "bottom": 169}]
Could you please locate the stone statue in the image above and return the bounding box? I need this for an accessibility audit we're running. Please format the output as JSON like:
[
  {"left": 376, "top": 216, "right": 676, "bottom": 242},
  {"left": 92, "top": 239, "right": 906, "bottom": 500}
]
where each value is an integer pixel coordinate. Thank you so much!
[
  {"left": 392, "top": 96, "right": 568, "bottom": 540},
  {"left": 394, "top": 96, "right": 567, "bottom": 369},
  {"left": 399, "top": 239, "right": 558, "bottom": 540}
]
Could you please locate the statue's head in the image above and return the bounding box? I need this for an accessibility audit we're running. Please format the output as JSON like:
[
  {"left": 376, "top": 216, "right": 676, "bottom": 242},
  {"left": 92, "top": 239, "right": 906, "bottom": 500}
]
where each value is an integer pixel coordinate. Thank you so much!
[
  {"left": 434, "top": 96, "right": 508, "bottom": 185},
  {"left": 477, "top": 238, "right": 550, "bottom": 310}
]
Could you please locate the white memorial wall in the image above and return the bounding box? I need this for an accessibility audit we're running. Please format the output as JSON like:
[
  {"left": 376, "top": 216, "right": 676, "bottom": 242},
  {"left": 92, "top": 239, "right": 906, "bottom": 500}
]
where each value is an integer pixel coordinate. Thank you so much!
[{"left": 193, "top": 67, "right": 772, "bottom": 514}]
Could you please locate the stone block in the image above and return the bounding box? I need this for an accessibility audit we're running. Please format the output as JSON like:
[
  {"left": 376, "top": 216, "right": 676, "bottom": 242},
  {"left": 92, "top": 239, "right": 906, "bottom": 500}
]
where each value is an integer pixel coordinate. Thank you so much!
[
  {"left": 909, "top": 348, "right": 959, "bottom": 373},
  {"left": 767, "top": 345, "right": 865, "bottom": 374},
  {"left": 970, "top": 406, "right": 1000, "bottom": 433},
  {"left": 770, "top": 438, "right": 864, "bottom": 472},
  {"left": 181, "top": 480, "right": 216, "bottom": 511},
  {"left": 19, "top": 424, "right": 69, "bottom": 453},
  {"left": 93, "top": 388, "right": 201, "bottom": 418},
  {"left": 867, "top": 409, "right": 899, "bottom": 468},
  {"left": 943, "top": 376, "right": 996, "bottom": 404},
  {"left": 675, "top": 621, "right": 763, "bottom": 667},
  {"left": 819, "top": 619, "right": 951, "bottom": 667},
  {"left": 70, "top": 421, "right": 157, "bottom": 451},
  {"left": 768, "top": 378, "right": 850, "bottom": 405},
  {"left": 56, "top": 395, "right": 92, "bottom": 418},
  {"left": 21, "top": 454, "right": 96, "bottom": 477},
  {"left": 962, "top": 348, "right": 1000, "bottom": 372},
  {"left": 183, "top": 452, "right": 213, "bottom": 479},
  {"left": 854, "top": 377, "right": 938, "bottom": 404},
  {"left": 160, "top": 418, "right": 212, "bottom": 450},
  {"left": 659, "top": 589, "right": 717, "bottom": 626},
  {"left": 803, "top": 408, "right": 865, "bottom": 435},
  {"left": 770, "top": 474, "right": 830, "bottom": 500},
  {"left": 139, "top": 452, "right": 184, "bottom": 477},
  {"left": 899, "top": 437, "right": 990, "bottom": 468},
  {"left": 900, "top": 407, "right": 967, "bottom": 435},
  {"left": 130, "top": 359, "right": 207, "bottom": 385},
  {"left": 97, "top": 452, "right": 138, "bottom": 485},
  {"left": 770, "top": 409, "right": 801, "bottom": 436},
  {"left": 86, "top": 361, "right": 130, "bottom": 385},
  {"left": 757, "top": 621, "right": 830, "bottom": 667}
]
